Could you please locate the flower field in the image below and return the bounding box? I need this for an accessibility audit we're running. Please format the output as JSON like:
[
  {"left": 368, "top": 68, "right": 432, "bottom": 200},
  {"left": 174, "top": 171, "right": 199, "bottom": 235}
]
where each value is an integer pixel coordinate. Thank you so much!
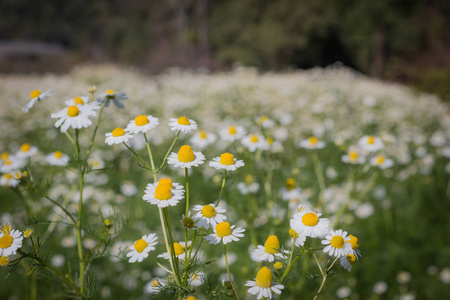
[{"left": 1, "top": 65, "right": 449, "bottom": 299}]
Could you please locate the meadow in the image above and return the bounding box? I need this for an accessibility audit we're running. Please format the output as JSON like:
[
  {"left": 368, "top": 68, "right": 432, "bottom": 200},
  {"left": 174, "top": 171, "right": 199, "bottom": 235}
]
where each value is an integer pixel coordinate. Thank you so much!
[{"left": 0, "top": 65, "right": 449, "bottom": 299}]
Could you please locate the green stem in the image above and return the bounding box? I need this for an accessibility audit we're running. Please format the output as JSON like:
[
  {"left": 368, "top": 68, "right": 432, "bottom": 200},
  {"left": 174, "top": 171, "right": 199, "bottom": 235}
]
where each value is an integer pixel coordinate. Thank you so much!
[
  {"left": 158, "top": 131, "right": 181, "bottom": 172},
  {"left": 224, "top": 244, "right": 241, "bottom": 300},
  {"left": 74, "top": 130, "right": 85, "bottom": 293},
  {"left": 215, "top": 170, "right": 227, "bottom": 205},
  {"left": 122, "top": 142, "right": 152, "bottom": 170},
  {"left": 143, "top": 132, "right": 156, "bottom": 172},
  {"left": 281, "top": 238, "right": 308, "bottom": 281},
  {"left": 84, "top": 103, "right": 106, "bottom": 168},
  {"left": 312, "top": 257, "right": 339, "bottom": 300},
  {"left": 185, "top": 167, "right": 190, "bottom": 216}
]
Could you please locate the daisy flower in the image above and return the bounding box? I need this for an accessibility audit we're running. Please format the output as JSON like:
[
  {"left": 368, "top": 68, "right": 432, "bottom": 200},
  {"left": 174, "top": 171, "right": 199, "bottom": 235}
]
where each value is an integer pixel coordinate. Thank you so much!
[
  {"left": 0, "top": 256, "right": 10, "bottom": 267},
  {"left": 347, "top": 234, "right": 362, "bottom": 258},
  {"left": 257, "top": 116, "right": 275, "bottom": 129},
  {"left": 190, "top": 131, "right": 216, "bottom": 149},
  {"left": 126, "top": 115, "right": 159, "bottom": 134},
  {"left": 0, "top": 173, "right": 20, "bottom": 188},
  {"left": 245, "top": 266, "right": 284, "bottom": 300},
  {"left": 51, "top": 104, "right": 98, "bottom": 133},
  {"left": 0, "top": 156, "right": 25, "bottom": 173},
  {"left": 97, "top": 89, "right": 129, "bottom": 108},
  {"left": 205, "top": 222, "right": 245, "bottom": 245},
  {"left": 23, "top": 89, "right": 53, "bottom": 113},
  {"left": 189, "top": 273, "right": 205, "bottom": 287},
  {"left": 237, "top": 175, "right": 260, "bottom": 195},
  {"left": 105, "top": 127, "right": 134, "bottom": 145},
  {"left": 16, "top": 143, "right": 38, "bottom": 159},
  {"left": 340, "top": 254, "right": 357, "bottom": 272},
  {"left": 0, "top": 226, "right": 23, "bottom": 256},
  {"left": 209, "top": 153, "right": 244, "bottom": 171},
  {"left": 290, "top": 210, "right": 330, "bottom": 238},
  {"left": 181, "top": 212, "right": 195, "bottom": 229},
  {"left": 241, "top": 134, "right": 269, "bottom": 152},
  {"left": 321, "top": 229, "right": 352, "bottom": 257},
  {"left": 266, "top": 138, "right": 283, "bottom": 153},
  {"left": 46, "top": 151, "right": 70, "bottom": 166},
  {"left": 358, "top": 135, "right": 384, "bottom": 152},
  {"left": 370, "top": 155, "right": 394, "bottom": 169},
  {"left": 192, "top": 203, "right": 227, "bottom": 229},
  {"left": 142, "top": 178, "right": 184, "bottom": 208},
  {"left": 299, "top": 136, "right": 326, "bottom": 149},
  {"left": 167, "top": 145, "right": 205, "bottom": 168},
  {"left": 169, "top": 116, "right": 197, "bottom": 133},
  {"left": 251, "top": 235, "right": 285, "bottom": 262},
  {"left": 341, "top": 149, "right": 365, "bottom": 165},
  {"left": 157, "top": 241, "right": 191, "bottom": 260},
  {"left": 279, "top": 178, "right": 302, "bottom": 201},
  {"left": 127, "top": 233, "right": 158, "bottom": 263},
  {"left": 219, "top": 125, "right": 246, "bottom": 142},
  {"left": 289, "top": 228, "right": 306, "bottom": 247},
  {"left": 144, "top": 278, "right": 165, "bottom": 295},
  {"left": 65, "top": 96, "right": 101, "bottom": 110}
]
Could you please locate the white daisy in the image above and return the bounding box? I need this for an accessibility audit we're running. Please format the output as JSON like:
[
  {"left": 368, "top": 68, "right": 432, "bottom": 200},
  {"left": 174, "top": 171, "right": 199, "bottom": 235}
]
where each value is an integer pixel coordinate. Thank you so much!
[
  {"left": 341, "top": 149, "right": 365, "bottom": 165},
  {"left": 279, "top": 178, "right": 302, "bottom": 201},
  {"left": 237, "top": 175, "right": 260, "bottom": 195},
  {"left": 169, "top": 116, "right": 197, "bottom": 133},
  {"left": 370, "top": 155, "right": 394, "bottom": 169},
  {"left": 97, "top": 89, "right": 129, "bottom": 108},
  {"left": 257, "top": 116, "right": 275, "bottom": 129},
  {"left": 105, "top": 127, "right": 134, "bottom": 145},
  {"left": 0, "top": 227, "right": 23, "bottom": 256},
  {"left": 245, "top": 266, "right": 284, "bottom": 300},
  {"left": 219, "top": 125, "right": 246, "bottom": 142},
  {"left": 0, "top": 256, "right": 10, "bottom": 267},
  {"left": 46, "top": 151, "right": 70, "bottom": 166},
  {"left": 347, "top": 235, "right": 362, "bottom": 258},
  {"left": 143, "top": 278, "right": 165, "bottom": 295},
  {"left": 321, "top": 229, "right": 352, "bottom": 258},
  {"left": 340, "top": 254, "right": 357, "bottom": 272},
  {"left": 299, "top": 136, "right": 326, "bottom": 150},
  {"left": 0, "top": 156, "right": 26, "bottom": 173},
  {"left": 189, "top": 273, "right": 205, "bottom": 287},
  {"left": 251, "top": 235, "right": 285, "bottom": 262},
  {"left": 190, "top": 131, "right": 216, "bottom": 149},
  {"left": 23, "top": 89, "right": 53, "bottom": 113},
  {"left": 167, "top": 145, "right": 205, "bottom": 168},
  {"left": 51, "top": 104, "right": 98, "bottom": 133},
  {"left": 266, "top": 138, "right": 284, "bottom": 153},
  {"left": 289, "top": 228, "right": 306, "bottom": 247},
  {"left": 65, "top": 96, "right": 101, "bottom": 110},
  {"left": 241, "top": 134, "right": 269, "bottom": 152},
  {"left": 127, "top": 233, "right": 158, "bottom": 263},
  {"left": 205, "top": 222, "right": 245, "bottom": 245},
  {"left": 157, "top": 241, "right": 192, "bottom": 260},
  {"left": 126, "top": 115, "right": 159, "bottom": 134},
  {"left": 290, "top": 210, "right": 330, "bottom": 238},
  {"left": 192, "top": 203, "right": 227, "bottom": 229},
  {"left": 0, "top": 173, "right": 20, "bottom": 187},
  {"left": 143, "top": 179, "right": 184, "bottom": 208},
  {"left": 358, "top": 135, "right": 384, "bottom": 152},
  {"left": 15, "top": 143, "right": 38, "bottom": 159},
  {"left": 209, "top": 153, "right": 244, "bottom": 171}
]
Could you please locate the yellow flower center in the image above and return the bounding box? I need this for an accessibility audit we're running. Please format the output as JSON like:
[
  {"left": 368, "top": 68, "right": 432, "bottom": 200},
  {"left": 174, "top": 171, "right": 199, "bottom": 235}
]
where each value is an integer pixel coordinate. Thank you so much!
[
  {"left": 0, "top": 152, "right": 9, "bottom": 160},
  {"left": 264, "top": 235, "right": 280, "bottom": 254},
  {"left": 20, "top": 143, "right": 31, "bottom": 152},
  {"left": 0, "top": 256, "right": 10, "bottom": 267},
  {"left": 183, "top": 217, "right": 194, "bottom": 228},
  {"left": 228, "top": 126, "right": 236, "bottom": 135},
  {"left": 54, "top": 151, "right": 63, "bottom": 158},
  {"left": 0, "top": 234, "right": 13, "bottom": 249},
  {"left": 286, "top": 178, "right": 295, "bottom": 190},
  {"left": 186, "top": 296, "right": 197, "bottom": 300},
  {"left": 347, "top": 235, "right": 359, "bottom": 249},
  {"left": 24, "top": 229, "right": 33, "bottom": 238},
  {"left": 302, "top": 212, "right": 319, "bottom": 226},
  {"left": 5, "top": 174, "right": 12, "bottom": 180},
  {"left": 133, "top": 238, "right": 148, "bottom": 253},
  {"left": 274, "top": 262, "right": 283, "bottom": 269},
  {"left": 135, "top": 115, "right": 149, "bottom": 126},
  {"left": 260, "top": 116, "right": 268, "bottom": 122},
  {"left": 30, "top": 90, "right": 41, "bottom": 99},
  {"left": 215, "top": 222, "right": 232, "bottom": 237},
  {"left": 177, "top": 116, "right": 190, "bottom": 125},
  {"left": 74, "top": 97, "right": 85, "bottom": 105},
  {"left": 219, "top": 153, "right": 235, "bottom": 165},
  {"left": 347, "top": 254, "right": 356, "bottom": 265},
  {"left": 289, "top": 228, "right": 299, "bottom": 239},
  {"left": 154, "top": 185, "right": 172, "bottom": 200},
  {"left": 105, "top": 89, "right": 115, "bottom": 95},
  {"left": 112, "top": 127, "right": 125, "bottom": 137},
  {"left": 267, "top": 137, "right": 274, "bottom": 145},
  {"left": 2, "top": 224, "right": 12, "bottom": 234},
  {"left": 200, "top": 131, "right": 207, "bottom": 139},
  {"left": 349, "top": 151, "right": 358, "bottom": 160},
  {"left": 67, "top": 106, "right": 80, "bottom": 117},
  {"left": 104, "top": 219, "right": 111, "bottom": 226},
  {"left": 255, "top": 266, "right": 273, "bottom": 288},
  {"left": 201, "top": 205, "right": 216, "bottom": 218},
  {"left": 250, "top": 135, "right": 259, "bottom": 143},
  {"left": 178, "top": 145, "right": 195, "bottom": 163},
  {"left": 367, "top": 136, "right": 375, "bottom": 144},
  {"left": 151, "top": 279, "right": 158, "bottom": 286},
  {"left": 4, "top": 160, "right": 11, "bottom": 166},
  {"left": 158, "top": 178, "right": 173, "bottom": 189},
  {"left": 376, "top": 156, "right": 385, "bottom": 165},
  {"left": 172, "top": 242, "right": 185, "bottom": 256},
  {"left": 309, "top": 136, "right": 318, "bottom": 145},
  {"left": 330, "top": 236, "right": 345, "bottom": 249},
  {"left": 244, "top": 174, "right": 254, "bottom": 185}
]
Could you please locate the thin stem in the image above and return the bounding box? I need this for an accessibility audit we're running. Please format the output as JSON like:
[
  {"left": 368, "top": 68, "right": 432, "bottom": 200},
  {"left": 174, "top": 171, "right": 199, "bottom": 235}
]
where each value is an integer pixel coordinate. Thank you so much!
[
  {"left": 287, "top": 239, "right": 296, "bottom": 266},
  {"left": 215, "top": 170, "right": 227, "bottom": 206},
  {"left": 224, "top": 244, "right": 241, "bottom": 300},
  {"left": 84, "top": 103, "right": 106, "bottom": 167},
  {"left": 312, "top": 257, "right": 339, "bottom": 300},
  {"left": 158, "top": 131, "right": 181, "bottom": 172},
  {"left": 157, "top": 263, "right": 173, "bottom": 274},
  {"left": 159, "top": 207, "right": 179, "bottom": 284},
  {"left": 122, "top": 142, "right": 153, "bottom": 170},
  {"left": 44, "top": 259, "right": 82, "bottom": 296},
  {"left": 74, "top": 130, "right": 85, "bottom": 293},
  {"left": 281, "top": 239, "right": 308, "bottom": 281},
  {"left": 185, "top": 168, "right": 190, "bottom": 216},
  {"left": 143, "top": 132, "right": 156, "bottom": 172},
  {"left": 312, "top": 252, "right": 324, "bottom": 276},
  {"left": 163, "top": 207, "right": 181, "bottom": 281}
]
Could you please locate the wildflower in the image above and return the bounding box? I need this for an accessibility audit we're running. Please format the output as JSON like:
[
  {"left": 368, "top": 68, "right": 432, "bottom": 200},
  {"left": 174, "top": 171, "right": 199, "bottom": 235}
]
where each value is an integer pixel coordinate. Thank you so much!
[
  {"left": 23, "top": 229, "right": 33, "bottom": 238},
  {"left": 358, "top": 135, "right": 384, "bottom": 152},
  {"left": 340, "top": 254, "right": 357, "bottom": 272},
  {"left": 205, "top": 222, "right": 245, "bottom": 245},
  {"left": 186, "top": 296, "right": 197, "bottom": 300},
  {"left": 65, "top": 96, "right": 100, "bottom": 110},
  {"left": 219, "top": 125, "right": 246, "bottom": 142},
  {"left": 157, "top": 241, "right": 191, "bottom": 260},
  {"left": 0, "top": 173, "right": 20, "bottom": 187},
  {"left": 0, "top": 156, "right": 25, "bottom": 173},
  {"left": 370, "top": 155, "right": 394, "bottom": 169},
  {"left": 190, "top": 131, "right": 216, "bottom": 149},
  {"left": 143, "top": 278, "right": 165, "bottom": 295},
  {"left": 245, "top": 266, "right": 284, "bottom": 299},
  {"left": 105, "top": 127, "right": 134, "bottom": 145},
  {"left": 299, "top": 136, "right": 325, "bottom": 149},
  {"left": 279, "top": 178, "right": 302, "bottom": 201},
  {"left": 120, "top": 180, "right": 137, "bottom": 196},
  {"left": 273, "top": 262, "right": 283, "bottom": 270},
  {"left": 181, "top": 212, "right": 195, "bottom": 229},
  {"left": 167, "top": 145, "right": 205, "bottom": 168},
  {"left": 190, "top": 273, "right": 205, "bottom": 287},
  {"left": 0, "top": 226, "right": 23, "bottom": 256},
  {"left": 46, "top": 151, "right": 70, "bottom": 166},
  {"left": 237, "top": 175, "right": 260, "bottom": 195},
  {"left": 346, "top": 234, "right": 361, "bottom": 258},
  {"left": 341, "top": 149, "right": 365, "bottom": 165},
  {"left": 16, "top": 143, "right": 38, "bottom": 159},
  {"left": 127, "top": 233, "right": 158, "bottom": 263},
  {"left": 251, "top": 235, "right": 284, "bottom": 262},
  {"left": 126, "top": 115, "right": 159, "bottom": 134},
  {"left": 373, "top": 281, "right": 388, "bottom": 294},
  {"left": 169, "top": 116, "right": 197, "bottom": 133},
  {"left": 23, "top": 89, "right": 53, "bottom": 113},
  {"left": 321, "top": 229, "right": 352, "bottom": 257},
  {"left": 289, "top": 228, "right": 306, "bottom": 247},
  {"left": 51, "top": 104, "right": 98, "bottom": 133},
  {"left": 241, "top": 134, "right": 269, "bottom": 152},
  {"left": 97, "top": 89, "right": 129, "bottom": 108},
  {"left": 143, "top": 178, "right": 184, "bottom": 208},
  {"left": 209, "top": 153, "right": 244, "bottom": 171},
  {"left": 192, "top": 203, "right": 227, "bottom": 229},
  {"left": 290, "top": 210, "right": 330, "bottom": 238}
]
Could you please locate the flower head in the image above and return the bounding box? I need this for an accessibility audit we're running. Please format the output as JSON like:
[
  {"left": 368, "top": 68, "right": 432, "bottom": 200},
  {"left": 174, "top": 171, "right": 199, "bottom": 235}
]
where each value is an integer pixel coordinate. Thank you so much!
[
  {"left": 23, "top": 89, "right": 53, "bottom": 113},
  {"left": 16, "top": 143, "right": 38, "bottom": 159},
  {"left": 192, "top": 203, "right": 227, "bottom": 229},
  {"left": 341, "top": 149, "right": 365, "bottom": 165},
  {"left": 143, "top": 179, "right": 184, "bottom": 208},
  {"left": 370, "top": 155, "right": 394, "bottom": 169},
  {"left": 241, "top": 134, "right": 269, "bottom": 152},
  {"left": 46, "top": 151, "right": 70, "bottom": 166},
  {"left": 321, "top": 229, "right": 352, "bottom": 257},
  {"left": 127, "top": 233, "right": 158, "bottom": 263},
  {"left": 299, "top": 136, "right": 326, "bottom": 149},
  {"left": 97, "top": 90, "right": 129, "bottom": 108},
  {"left": 237, "top": 175, "right": 260, "bottom": 195},
  {"left": 190, "top": 131, "right": 216, "bottom": 149},
  {"left": 51, "top": 104, "right": 98, "bottom": 133},
  {"left": 167, "top": 145, "right": 205, "bottom": 168},
  {"left": 219, "top": 125, "right": 246, "bottom": 142},
  {"left": 126, "top": 115, "right": 159, "bottom": 134},
  {"left": 105, "top": 127, "right": 134, "bottom": 145},
  {"left": 0, "top": 226, "right": 23, "bottom": 256},
  {"left": 157, "top": 241, "right": 192, "bottom": 260},
  {"left": 290, "top": 210, "right": 330, "bottom": 238},
  {"left": 251, "top": 235, "right": 285, "bottom": 262},
  {"left": 209, "top": 153, "right": 245, "bottom": 171},
  {"left": 169, "top": 116, "right": 197, "bottom": 133},
  {"left": 245, "top": 266, "right": 284, "bottom": 299},
  {"left": 358, "top": 135, "right": 384, "bottom": 152},
  {"left": 205, "top": 222, "right": 245, "bottom": 245},
  {"left": 340, "top": 254, "right": 357, "bottom": 272}
]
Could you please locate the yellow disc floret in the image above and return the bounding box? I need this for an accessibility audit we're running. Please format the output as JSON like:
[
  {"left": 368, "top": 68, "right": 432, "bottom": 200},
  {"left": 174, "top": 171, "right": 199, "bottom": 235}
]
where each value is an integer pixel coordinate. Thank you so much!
[
  {"left": 112, "top": 127, "right": 125, "bottom": 137},
  {"left": 67, "top": 106, "right": 80, "bottom": 117},
  {"left": 201, "top": 205, "right": 216, "bottom": 218},
  {"left": 0, "top": 153, "right": 9, "bottom": 160},
  {"left": 172, "top": 242, "right": 185, "bottom": 256},
  {"left": 244, "top": 174, "right": 254, "bottom": 185},
  {"left": 0, "top": 256, "right": 10, "bottom": 267},
  {"left": 274, "top": 262, "right": 283, "bottom": 269},
  {"left": 347, "top": 254, "right": 357, "bottom": 265},
  {"left": 186, "top": 296, "right": 197, "bottom": 300},
  {"left": 20, "top": 143, "right": 31, "bottom": 152},
  {"left": 255, "top": 266, "right": 273, "bottom": 288},
  {"left": 178, "top": 145, "right": 195, "bottom": 163},
  {"left": 30, "top": 90, "right": 41, "bottom": 99},
  {"left": 135, "top": 115, "right": 150, "bottom": 126},
  {"left": 250, "top": 135, "right": 259, "bottom": 143},
  {"left": 2, "top": 224, "right": 12, "bottom": 234},
  {"left": 177, "top": 116, "right": 190, "bottom": 125},
  {"left": 215, "top": 222, "right": 232, "bottom": 237},
  {"left": 267, "top": 137, "right": 274, "bottom": 145},
  {"left": 105, "top": 89, "right": 115, "bottom": 95},
  {"left": 289, "top": 228, "right": 299, "bottom": 239},
  {"left": 349, "top": 150, "right": 358, "bottom": 161},
  {"left": 24, "top": 229, "right": 33, "bottom": 238},
  {"left": 154, "top": 186, "right": 172, "bottom": 200},
  {"left": 0, "top": 234, "right": 13, "bottom": 249},
  {"left": 376, "top": 155, "right": 385, "bottom": 165},
  {"left": 330, "top": 236, "right": 345, "bottom": 249},
  {"left": 54, "top": 151, "right": 63, "bottom": 158},
  {"left": 200, "top": 131, "right": 207, "bottom": 139},
  {"left": 133, "top": 238, "right": 148, "bottom": 253},
  {"left": 347, "top": 235, "right": 359, "bottom": 249},
  {"left": 74, "top": 97, "right": 85, "bottom": 105},
  {"left": 183, "top": 217, "right": 194, "bottom": 229},
  {"left": 158, "top": 178, "right": 173, "bottom": 189},
  {"left": 220, "top": 153, "right": 235, "bottom": 165},
  {"left": 228, "top": 126, "right": 236, "bottom": 135},
  {"left": 367, "top": 136, "right": 375, "bottom": 144},
  {"left": 309, "top": 136, "right": 318, "bottom": 145},
  {"left": 264, "top": 235, "right": 280, "bottom": 254},
  {"left": 286, "top": 178, "right": 295, "bottom": 190},
  {"left": 302, "top": 212, "right": 319, "bottom": 226}
]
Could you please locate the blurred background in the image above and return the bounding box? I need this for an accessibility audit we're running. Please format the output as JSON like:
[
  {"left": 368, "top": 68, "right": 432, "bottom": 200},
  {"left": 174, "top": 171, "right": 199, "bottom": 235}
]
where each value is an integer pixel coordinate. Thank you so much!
[{"left": 1, "top": 0, "right": 449, "bottom": 100}]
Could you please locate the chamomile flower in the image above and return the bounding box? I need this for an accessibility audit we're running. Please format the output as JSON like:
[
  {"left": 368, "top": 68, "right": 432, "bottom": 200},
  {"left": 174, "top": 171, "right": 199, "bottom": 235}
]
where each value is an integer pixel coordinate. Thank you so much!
[
  {"left": 237, "top": 175, "right": 260, "bottom": 195},
  {"left": 251, "top": 235, "right": 285, "bottom": 262},
  {"left": 51, "top": 104, "right": 98, "bottom": 133},
  {"left": 105, "top": 127, "right": 134, "bottom": 145},
  {"left": 181, "top": 212, "right": 195, "bottom": 229},
  {"left": 241, "top": 134, "right": 269, "bottom": 152},
  {"left": 15, "top": 143, "right": 38, "bottom": 159},
  {"left": 279, "top": 178, "right": 302, "bottom": 201},
  {"left": 209, "top": 153, "right": 244, "bottom": 171},
  {"left": 205, "top": 222, "right": 245, "bottom": 245},
  {"left": 346, "top": 234, "right": 362, "bottom": 258},
  {"left": 340, "top": 254, "right": 357, "bottom": 272},
  {"left": 169, "top": 116, "right": 197, "bottom": 133},
  {"left": 0, "top": 256, "right": 10, "bottom": 267},
  {"left": 0, "top": 226, "right": 23, "bottom": 256},
  {"left": 144, "top": 278, "right": 165, "bottom": 295},
  {"left": 321, "top": 229, "right": 352, "bottom": 257},
  {"left": 0, "top": 156, "right": 25, "bottom": 174},
  {"left": 219, "top": 125, "right": 246, "bottom": 142},
  {"left": 299, "top": 136, "right": 326, "bottom": 149},
  {"left": 358, "top": 135, "right": 384, "bottom": 152},
  {"left": 46, "top": 151, "right": 70, "bottom": 166},
  {"left": 257, "top": 116, "right": 275, "bottom": 129},
  {"left": 167, "top": 145, "right": 205, "bottom": 168},
  {"left": 0, "top": 173, "right": 20, "bottom": 187},
  {"left": 126, "top": 115, "right": 159, "bottom": 134},
  {"left": 192, "top": 203, "right": 227, "bottom": 229},
  {"left": 341, "top": 149, "right": 365, "bottom": 165},
  {"left": 157, "top": 241, "right": 191, "bottom": 260},
  {"left": 190, "top": 273, "right": 205, "bottom": 287},
  {"left": 142, "top": 179, "right": 184, "bottom": 208},
  {"left": 190, "top": 131, "right": 216, "bottom": 149},
  {"left": 245, "top": 266, "right": 284, "bottom": 299},
  {"left": 127, "top": 233, "right": 158, "bottom": 263},
  {"left": 23, "top": 89, "right": 53, "bottom": 113},
  {"left": 97, "top": 89, "right": 129, "bottom": 108},
  {"left": 289, "top": 228, "right": 306, "bottom": 247},
  {"left": 290, "top": 210, "right": 330, "bottom": 238},
  {"left": 65, "top": 96, "right": 101, "bottom": 110},
  {"left": 370, "top": 155, "right": 394, "bottom": 169}
]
